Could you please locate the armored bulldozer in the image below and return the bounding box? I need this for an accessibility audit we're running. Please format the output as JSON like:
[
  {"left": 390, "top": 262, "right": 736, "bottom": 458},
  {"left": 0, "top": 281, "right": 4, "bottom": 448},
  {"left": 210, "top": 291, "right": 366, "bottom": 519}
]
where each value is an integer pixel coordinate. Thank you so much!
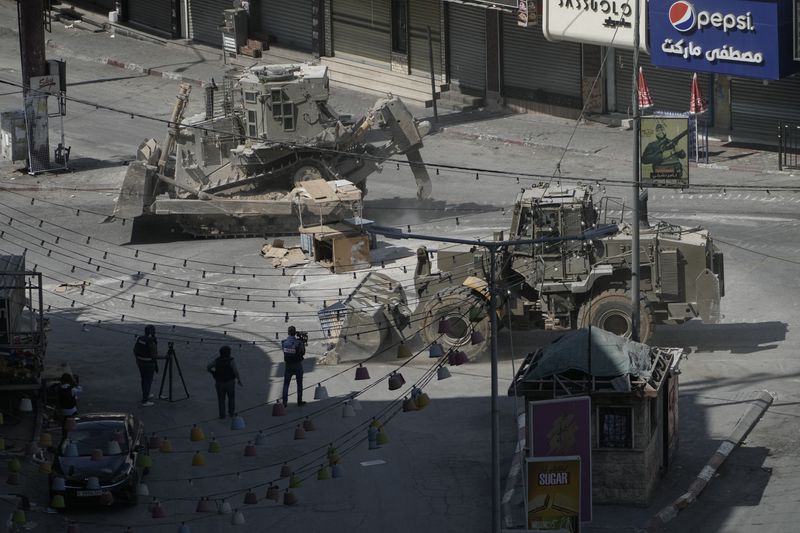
[
  {"left": 322, "top": 184, "right": 724, "bottom": 362},
  {"left": 114, "top": 64, "right": 432, "bottom": 237}
]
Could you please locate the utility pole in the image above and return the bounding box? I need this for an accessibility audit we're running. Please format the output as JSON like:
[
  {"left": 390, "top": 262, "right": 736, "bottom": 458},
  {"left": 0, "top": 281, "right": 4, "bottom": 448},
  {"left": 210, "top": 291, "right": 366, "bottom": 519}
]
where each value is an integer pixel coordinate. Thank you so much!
[
  {"left": 17, "top": 0, "right": 50, "bottom": 172},
  {"left": 630, "top": 0, "right": 641, "bottom": 342},
  {"left": 367, "top": 225, "right": 615, "bottom": 532}
]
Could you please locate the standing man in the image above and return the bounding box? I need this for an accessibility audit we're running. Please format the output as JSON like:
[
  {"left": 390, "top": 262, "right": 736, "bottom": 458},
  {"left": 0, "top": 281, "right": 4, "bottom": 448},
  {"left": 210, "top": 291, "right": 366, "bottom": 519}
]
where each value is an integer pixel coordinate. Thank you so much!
[
  {"left": 207, "top": 345, "right": 242, "bottom": 419},
  {"left": 133, "top": 325, "right": 159, "bottom": 407},
  {"left": 281, "top": 326, "right": 306, "bottom": 407}
]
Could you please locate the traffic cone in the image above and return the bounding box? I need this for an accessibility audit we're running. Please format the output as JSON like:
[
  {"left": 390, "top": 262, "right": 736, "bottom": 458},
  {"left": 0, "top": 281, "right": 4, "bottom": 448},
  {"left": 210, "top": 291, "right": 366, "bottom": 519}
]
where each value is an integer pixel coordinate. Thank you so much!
[
  {"left": 254, "top": 431, "right": 267, "bottom": 446},
  {"left": 137, "top": 483, "right": 150, "bottom": 496},
  {"left": 217, "top": 500, "right": 232, "bottom": 514},
  {"left": 178, "top": 523, "right": 191, "bottom": 533},
  {"left": 438, "top": 318, "right": 450, "bottom": 334},
  {"left": 190, "top": 425, "right": 205, "bottom": 442},
  {"left": 138, "top": 453, "right": 153, "bottom": 469},
  {"left": 230, "top": 414, "right": 246, "bottom": 430},
  {"left": 294, "top": 425, "right": 306, "bottom": 440},
  {"left": 429, "top": 342, "right": 445, "bottom": 358},
  {"left": 354, "top": 364, "right": 370, "bottom": 380},
  {"left": 266, "top": 484, "right": 280, "bottom": 502},
  {"left": 243, "top": 491, "right": 258, "bottom": 505},
  {"left": 314, "top": 384, "right": 329, "bottom": 400},
  {"left": 151, "top": 501, "right": 166, "bottom": 518},
  {"left": 159, "top": 438, "right": 173, "bottom": 453},
  {"left": 437, "top": 366, "right": 451, "bottom": 380},
  {"left": 50, "top": 493, "right": 66, "bottom": 509},
  {"left": 243, "top": 442, "right": 257, "bottom": 457},
  {"left": 370, "top": 419, "right": 383, "bottom": 429},
  {"left": 279, "top": 463, "right": 291, "bottom": 478},
  {"left": 231, "top": 509, "right": 245, "bottom": 525},
  {"left": 148, "top": 433, "right": 162, "bottom": 449},
  {"left": 470, "top": 330, "right": 485, "bottom": 345},
  {"left": 191, "top": 451, "right": 205, "bottom": 466},
  {"left": 416, "top": 392, "right": 431, "bottom": 409},
  {"left": 317, "top": 465, "right": 331, "bottom": 480},
  {"left": 208, "top": 437, "right": 222, "bottom": 453},
  {"left": 195, "top": 497, "right": 211, "bottom": 512},
  {"left": 289, "top": 473, "right": 302, "bottom": 488},
  {"left": 342, "top": 402, "right": 355, "bottom": 417},
  {"left": 38, "top": 462, "right": 52, "bottom": 474},
  {"left": 327, "top": 445, "right": 341, "bottom": 464},
  {"left": 302, "top": 417, "right": 316, "bottom": 432},
  {"left": 388, "top": 372, "right": 403, "bottom": 391},
  {"left": 376, "top": 428, "right": 389, "bottom": 446},
  {"left": 331, "top": 463, "right": 345, "bottom": 478},
  {"left": 397, "top": 342, "right": 412, "bottom": 359},
  {"left": 283, "top": 489, "right": 298, "bottom": 506},
  {"left": 402, "top": 396, "right": 418, "bottom": 412},
  {"left": 272, "top": 401, "right": 287, "bottom": 416},
  {"left": 350, "top": 396, "right": 362, "bottom": 411},
  {"left": 39, "top": 432, "right": 53, "bottom": 448}
]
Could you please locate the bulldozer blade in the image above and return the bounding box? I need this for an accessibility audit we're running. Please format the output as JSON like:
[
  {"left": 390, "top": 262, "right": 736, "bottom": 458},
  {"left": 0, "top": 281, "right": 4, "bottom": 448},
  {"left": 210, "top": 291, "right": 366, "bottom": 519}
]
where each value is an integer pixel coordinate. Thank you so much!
[
  {"left": 406, "top": 149, "right": 432, "bottom": 200},
  {"left": 113, "top": 161, "right": 157, "bottom": 219},
  {"left": 318, "top": 272, "right": 408, "bottom": 363}
]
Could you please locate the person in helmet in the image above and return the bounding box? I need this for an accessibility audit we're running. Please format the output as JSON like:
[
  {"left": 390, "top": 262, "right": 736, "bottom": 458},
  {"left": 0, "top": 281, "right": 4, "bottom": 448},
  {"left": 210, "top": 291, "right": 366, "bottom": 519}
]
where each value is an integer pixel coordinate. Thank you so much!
[{"left": 133, "top": 325, "right": 159, "bottom": 406}]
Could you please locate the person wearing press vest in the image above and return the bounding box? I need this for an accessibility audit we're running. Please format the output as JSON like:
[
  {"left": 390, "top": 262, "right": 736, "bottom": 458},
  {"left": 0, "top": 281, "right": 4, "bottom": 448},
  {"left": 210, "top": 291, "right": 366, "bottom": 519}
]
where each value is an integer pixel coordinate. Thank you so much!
[
  {"left": 281, "top": 326, "right": 306, "bottom": 407},
  {"left": 133, "top": 325, "right": 159, "bottom": 407},
  {"left": 207, "top": 345, "right": 242, "bottom": 419}
]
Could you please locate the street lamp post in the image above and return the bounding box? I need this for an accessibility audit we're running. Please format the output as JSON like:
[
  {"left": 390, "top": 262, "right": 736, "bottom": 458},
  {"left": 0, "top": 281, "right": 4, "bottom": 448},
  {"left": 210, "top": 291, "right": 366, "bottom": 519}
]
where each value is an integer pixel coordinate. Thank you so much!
[{"left": 631, "top": 0, "right": 642, "bottom": 342}]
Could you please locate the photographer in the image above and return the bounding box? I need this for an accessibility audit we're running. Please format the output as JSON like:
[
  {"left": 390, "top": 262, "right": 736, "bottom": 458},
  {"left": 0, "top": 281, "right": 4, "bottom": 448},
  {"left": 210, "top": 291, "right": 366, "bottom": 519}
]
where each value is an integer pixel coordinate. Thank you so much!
[{"left": 281, "top": 326, "right": 307, "bottom": 407}]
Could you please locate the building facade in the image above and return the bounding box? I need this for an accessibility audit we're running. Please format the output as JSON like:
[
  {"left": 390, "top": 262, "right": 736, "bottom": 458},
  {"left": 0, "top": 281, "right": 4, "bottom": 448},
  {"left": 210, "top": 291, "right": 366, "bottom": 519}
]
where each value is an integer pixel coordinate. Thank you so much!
[{"left": 78, "top": 0, "right": 800, "bottom": 143}]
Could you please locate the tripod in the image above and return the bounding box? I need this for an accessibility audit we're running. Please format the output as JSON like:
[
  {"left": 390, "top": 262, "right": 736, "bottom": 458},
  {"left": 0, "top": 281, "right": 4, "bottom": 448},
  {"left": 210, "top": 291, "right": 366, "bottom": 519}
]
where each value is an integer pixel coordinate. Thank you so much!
[{"left": 158, "top": 342, "right": 189, "bottom": 402}]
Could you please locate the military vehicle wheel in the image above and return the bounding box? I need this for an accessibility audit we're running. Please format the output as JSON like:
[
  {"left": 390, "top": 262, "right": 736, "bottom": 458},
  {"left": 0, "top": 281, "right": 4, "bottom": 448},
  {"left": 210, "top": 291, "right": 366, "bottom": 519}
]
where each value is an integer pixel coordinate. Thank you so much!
[
  {"left": 419, "top": 287, "right": 489, "bottom": 361},
  {"left": 576, "top": 289, "right": 654, "bottom": 343},
  {"left": 293, "top": 164, "right": 324, "bottom": 183}
]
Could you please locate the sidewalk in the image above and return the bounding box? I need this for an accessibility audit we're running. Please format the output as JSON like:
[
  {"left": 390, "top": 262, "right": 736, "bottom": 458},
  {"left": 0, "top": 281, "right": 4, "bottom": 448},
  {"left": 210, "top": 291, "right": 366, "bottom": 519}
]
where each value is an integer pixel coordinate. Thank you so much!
[{"left": 44, "top": 1, "right": 798, "bottom": 181}]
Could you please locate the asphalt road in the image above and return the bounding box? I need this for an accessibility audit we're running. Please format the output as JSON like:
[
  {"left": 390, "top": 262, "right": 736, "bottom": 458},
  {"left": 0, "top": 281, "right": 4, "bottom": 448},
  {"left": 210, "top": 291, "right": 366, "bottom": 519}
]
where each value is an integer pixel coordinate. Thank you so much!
[{"left": 0, "top": 7, "right": 799, "bottom": 532}]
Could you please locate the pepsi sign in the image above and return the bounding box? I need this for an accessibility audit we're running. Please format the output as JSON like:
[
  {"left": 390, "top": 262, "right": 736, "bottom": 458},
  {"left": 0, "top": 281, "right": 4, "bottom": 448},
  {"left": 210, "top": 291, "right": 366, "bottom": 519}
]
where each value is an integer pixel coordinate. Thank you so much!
[{"left": 650, "top": 0, "right": 800, "bottom": 79}]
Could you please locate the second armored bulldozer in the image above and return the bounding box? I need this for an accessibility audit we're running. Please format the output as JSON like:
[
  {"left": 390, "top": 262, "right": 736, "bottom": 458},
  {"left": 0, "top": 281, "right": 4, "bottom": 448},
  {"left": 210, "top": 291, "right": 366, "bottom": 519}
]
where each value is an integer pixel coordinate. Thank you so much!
[
  {"left": 114, "top": 63, "right": 432, "bottom": 237},
  {"left": 322, "top": 184, "right": 725, "bottom": 362}
]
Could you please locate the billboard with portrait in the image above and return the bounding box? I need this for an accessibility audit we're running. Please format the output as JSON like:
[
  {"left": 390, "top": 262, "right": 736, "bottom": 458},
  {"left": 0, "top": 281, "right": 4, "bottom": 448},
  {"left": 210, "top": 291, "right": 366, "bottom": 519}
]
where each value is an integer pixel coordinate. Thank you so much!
[{"left": 639, "top": 117, "right": 690, "bottom": 188}]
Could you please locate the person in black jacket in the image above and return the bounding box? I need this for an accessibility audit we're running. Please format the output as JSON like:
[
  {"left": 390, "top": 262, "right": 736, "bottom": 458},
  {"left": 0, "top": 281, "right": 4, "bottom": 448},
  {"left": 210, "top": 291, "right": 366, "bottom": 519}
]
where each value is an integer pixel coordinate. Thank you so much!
[
  {"left": 281, "top": 326, "right": 306, "bottom": 407},
  {"left": 133, "top": 325, "right": 159, "bottom": 407},
  {"left": 207, "top": 345, "right": 242, "bottom": 419}
]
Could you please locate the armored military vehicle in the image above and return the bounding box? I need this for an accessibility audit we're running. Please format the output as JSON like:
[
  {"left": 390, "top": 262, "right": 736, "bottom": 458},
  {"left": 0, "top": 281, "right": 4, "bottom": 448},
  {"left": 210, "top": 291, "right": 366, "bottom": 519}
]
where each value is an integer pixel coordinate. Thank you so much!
[
  {"left": 322, "top": 184, "right": 724, "bottom": 362},
  {"left": 113, "top": 64, "right": 432, "bottom": 237}
]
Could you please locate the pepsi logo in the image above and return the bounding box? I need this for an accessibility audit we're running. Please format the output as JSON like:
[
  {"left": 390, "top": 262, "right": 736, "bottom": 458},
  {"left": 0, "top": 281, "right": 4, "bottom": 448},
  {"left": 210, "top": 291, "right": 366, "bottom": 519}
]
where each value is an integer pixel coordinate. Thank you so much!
[{"left": 669, "top": 1, "right": 696, "bottom": 32}]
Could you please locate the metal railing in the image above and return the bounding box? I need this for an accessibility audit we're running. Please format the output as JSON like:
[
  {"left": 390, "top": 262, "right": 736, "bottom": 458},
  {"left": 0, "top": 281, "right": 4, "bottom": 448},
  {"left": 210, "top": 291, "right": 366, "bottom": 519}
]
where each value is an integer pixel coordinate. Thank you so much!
[{"left": 778, "top": 121, "right": 800, "bottom": 171}]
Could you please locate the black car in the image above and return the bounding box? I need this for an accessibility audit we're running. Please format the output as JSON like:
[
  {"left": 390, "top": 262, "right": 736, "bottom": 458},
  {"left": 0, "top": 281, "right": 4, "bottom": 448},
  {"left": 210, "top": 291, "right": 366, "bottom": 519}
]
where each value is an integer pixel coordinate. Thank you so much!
[{"left": 50, "top": 413, "right": 148, "bottom": 506}]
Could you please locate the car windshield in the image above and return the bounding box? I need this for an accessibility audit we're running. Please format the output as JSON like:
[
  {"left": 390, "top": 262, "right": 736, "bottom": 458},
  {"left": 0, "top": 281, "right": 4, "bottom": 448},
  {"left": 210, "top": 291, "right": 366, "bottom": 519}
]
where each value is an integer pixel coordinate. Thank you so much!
[{"left": 62, "top": 423, "right": 129, "bottom": 456}]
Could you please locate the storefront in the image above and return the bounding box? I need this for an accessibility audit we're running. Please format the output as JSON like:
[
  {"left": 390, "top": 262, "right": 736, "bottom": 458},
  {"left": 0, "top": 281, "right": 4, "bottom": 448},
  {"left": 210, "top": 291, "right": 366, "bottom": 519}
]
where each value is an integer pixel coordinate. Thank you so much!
[
  {"left": 330, "top": 0, "right": 443, "bottom": 77},
  {"left": 503, "top": 11, "right": 582, "bottom": 109},
  {"left": 648, "top": 0, "right": 800, "bottom": 141},
  {"left": 187, "top": 0, "right": 231, "bottom": 46},
  {"left": 446, "top": 2, "right": 487, "bottom": 94},
  {"left": 258, "top": 0, "right": 314, "bottom": 52},
  {"left": 126, "top": 0, "right": 178, "bottom": 39}
]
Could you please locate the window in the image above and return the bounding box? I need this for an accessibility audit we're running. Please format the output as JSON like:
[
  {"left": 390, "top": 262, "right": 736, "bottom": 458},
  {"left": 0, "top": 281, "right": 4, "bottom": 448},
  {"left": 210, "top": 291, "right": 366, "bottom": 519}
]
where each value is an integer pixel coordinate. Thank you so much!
[
  {"left": 597, "top": 406, "right": 633, "bottom": 449},
  {"left": 248, "top": 124, "right": 257, "bottom": 138},
  {"left": 244, "top": 91, "right": 257, "bottom": 104},
  {"left": 391, "top": 0, "right": 408, "bottom": 54},
  {"left": 270, "top": 89, "right": 295, "bottom": 131}
]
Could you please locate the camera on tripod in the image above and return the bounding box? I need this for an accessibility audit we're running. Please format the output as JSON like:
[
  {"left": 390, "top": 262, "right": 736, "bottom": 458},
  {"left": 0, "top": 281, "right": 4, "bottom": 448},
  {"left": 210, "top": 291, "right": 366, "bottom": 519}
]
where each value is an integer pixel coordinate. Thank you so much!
[{"left": 297, "top": 331, "right": 309, "bottom": 345}]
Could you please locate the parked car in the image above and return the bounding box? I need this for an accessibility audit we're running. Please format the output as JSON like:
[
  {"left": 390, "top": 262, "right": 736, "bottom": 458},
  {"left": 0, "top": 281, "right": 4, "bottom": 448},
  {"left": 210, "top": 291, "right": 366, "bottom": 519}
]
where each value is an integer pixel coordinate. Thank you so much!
[{"left": 50, "top": 413, "right": 148, "bottom": 506}]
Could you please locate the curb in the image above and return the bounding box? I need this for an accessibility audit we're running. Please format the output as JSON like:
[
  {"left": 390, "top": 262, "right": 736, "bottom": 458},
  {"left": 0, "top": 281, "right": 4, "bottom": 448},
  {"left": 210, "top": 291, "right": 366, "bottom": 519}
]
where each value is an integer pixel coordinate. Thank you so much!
[
  {"left": 100, "top": 57, "right": 208, "bottom": 88},
  {"left": 645, "top": 390, "right": 774, "bottom": 532}
]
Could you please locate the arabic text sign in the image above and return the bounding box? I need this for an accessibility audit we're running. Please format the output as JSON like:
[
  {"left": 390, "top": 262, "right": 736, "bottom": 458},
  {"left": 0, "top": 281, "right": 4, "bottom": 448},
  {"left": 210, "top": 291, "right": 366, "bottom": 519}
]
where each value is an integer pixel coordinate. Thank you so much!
[
  {"left": 29, "top": 75, "right": 61, "bottom": 96},
  {"left": 639, "top": 116, "right": 690, "bottom": 189},
  {"left": 526, "top": 456, "right": 581, "bottom": 532},
  {"left": 542, "top": 0, "right": 648, "bottom": 51},
  {"left": 529, "top": 396, "right": 592, "bottom": 522},
  {"left": 650, "top": 0, "right": 800, "bottom": 79}
]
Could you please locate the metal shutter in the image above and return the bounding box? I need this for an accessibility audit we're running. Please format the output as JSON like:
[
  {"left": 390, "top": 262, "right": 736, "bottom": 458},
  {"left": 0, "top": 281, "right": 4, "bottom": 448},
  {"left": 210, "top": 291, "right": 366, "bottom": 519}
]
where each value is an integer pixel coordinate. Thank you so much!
[
  {"left": 72, "top": 0, "right": 116, "bottom": 13},
  {"left": 189, "top": 0, "right": 231, "bottom": 46},
  {"left": 260, "top": 0, "right": 312, "bottom": 52},
  {"left": 332, "top": 0, "right": 391, "bottom": 64},
  {"left": 408, "top": 0, "right": 442, "bottom": 78},
  {"left": 502, "top": 13, "right": 581, "bottom": 99},
  {"left": 614, "top": 51, "right": 711, "bottom": 115},
  {"left": 448, "top": 3, "right": 485, "bottom": 92},
  {"left": 731, "top": 77, "right": 800, "bottom": 141},
  {"left": 127, "top": 0, "right": 174, "bottom": 38}
]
